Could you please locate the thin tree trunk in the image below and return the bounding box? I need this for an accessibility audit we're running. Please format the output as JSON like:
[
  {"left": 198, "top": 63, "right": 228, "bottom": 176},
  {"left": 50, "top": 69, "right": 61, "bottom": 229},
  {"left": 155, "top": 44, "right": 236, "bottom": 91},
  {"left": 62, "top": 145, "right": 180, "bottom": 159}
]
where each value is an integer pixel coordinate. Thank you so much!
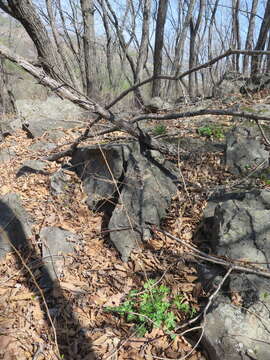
[
  {"left": 0, "top": 58, "right": 17, "bottom": 115},
  {"left": 152, "top": 0, "right": 168, "bottom": 97},
  {"left": 242, "top": 0, "right": 258, "bottom": 74},
  {"left": 80, "top": 0, "right": 97, "bottom": 98},
  {"left": 251, "top": 0, "right": 270, "bottom": 75},
  {"left": 46, "top": 0, "right": 78, "bottom": 88},
  {"left": 134, "top": 0, "right": 151, "bottom": 106},
  {"left": 188, "top": 0, "right": 205, "bottom": 97},
  {"left": 231, "top": 0, "right": 241, "bottom": 72},
  {"left": 0, "top": 0, "right": 63, "bottom": 81}
]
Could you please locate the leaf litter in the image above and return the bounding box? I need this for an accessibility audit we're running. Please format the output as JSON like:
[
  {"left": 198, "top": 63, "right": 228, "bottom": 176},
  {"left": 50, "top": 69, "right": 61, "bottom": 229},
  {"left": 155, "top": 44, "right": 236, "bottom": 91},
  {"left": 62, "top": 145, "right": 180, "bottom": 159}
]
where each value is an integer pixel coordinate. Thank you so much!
[{"left": 0, "top": 105, "right": 268, "bottom": 359}]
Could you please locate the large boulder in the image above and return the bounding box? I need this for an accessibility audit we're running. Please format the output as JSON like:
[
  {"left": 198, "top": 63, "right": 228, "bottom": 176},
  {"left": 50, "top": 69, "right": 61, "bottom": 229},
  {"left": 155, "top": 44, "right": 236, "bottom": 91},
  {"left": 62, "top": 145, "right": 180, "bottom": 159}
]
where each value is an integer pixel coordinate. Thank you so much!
[
  {"left": 241, "top": 73, "right": 270, "bottom": 94},
  {"left": 201, "top": 189, "right": 270, "bottom": 360},
  {"left": 213, "top": 71, "right": 246, "bottom": 98},
  {"left": 0, "top": 193, "right": 33, "bottom": 259},
  {"left": 211, "top": 189, "right": 270, "bottom": 263},
  {"left": 226, "top": 125, "right": 269, "bottom": 175},
  {"left": 203, "top": 289, "right": 270, "bottom": 360},
  {"left": 144, "top": 97, "right": 173, "bottom": 113},
  {"left": 40, "top": 226, "right": 77, "bottom": 287},
  {"left": 71, "top": 142, "right": 178, "bottom": 261}
]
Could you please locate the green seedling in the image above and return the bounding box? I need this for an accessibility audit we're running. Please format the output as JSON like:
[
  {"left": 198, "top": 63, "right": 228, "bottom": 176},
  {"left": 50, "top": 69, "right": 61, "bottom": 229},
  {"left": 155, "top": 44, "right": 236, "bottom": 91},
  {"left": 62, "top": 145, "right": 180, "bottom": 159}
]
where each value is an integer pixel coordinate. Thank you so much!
[
  {"left": 105, "top": 279, "right": 196, "bottom": 337},
  {"left": 153, "top": 124, "right": 167, "bottom": 136},
  {"left": 197, "top": 125, "right": 224, "bottom": 139}
]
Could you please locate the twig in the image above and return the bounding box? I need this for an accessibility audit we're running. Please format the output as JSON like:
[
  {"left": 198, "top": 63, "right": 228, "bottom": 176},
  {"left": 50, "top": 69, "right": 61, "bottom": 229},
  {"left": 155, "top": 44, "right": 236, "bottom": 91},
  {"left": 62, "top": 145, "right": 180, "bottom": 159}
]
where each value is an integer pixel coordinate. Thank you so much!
[
  {"left": 132, "top": 108, "right": 270, "bottom": 123},
  {"left": 255, "top": 119, "right": 270, "bottom": 146},
  {"left": 108, "top": 49, "right": 270, "bottom": 108},
  {"left": 32, "top": 343, "right": 45, "bottom": 360},
  {"left": 159, "top": 230, "right": 270, "bottom": 279}
]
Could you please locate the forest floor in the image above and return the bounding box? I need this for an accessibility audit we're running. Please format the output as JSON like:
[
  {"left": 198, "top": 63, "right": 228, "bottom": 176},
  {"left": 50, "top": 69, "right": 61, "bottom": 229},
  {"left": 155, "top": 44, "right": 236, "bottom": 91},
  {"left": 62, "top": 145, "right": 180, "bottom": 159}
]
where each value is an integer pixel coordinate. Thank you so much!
[{"left": 0, "top": 94, "right": 269, "bottom": 360}]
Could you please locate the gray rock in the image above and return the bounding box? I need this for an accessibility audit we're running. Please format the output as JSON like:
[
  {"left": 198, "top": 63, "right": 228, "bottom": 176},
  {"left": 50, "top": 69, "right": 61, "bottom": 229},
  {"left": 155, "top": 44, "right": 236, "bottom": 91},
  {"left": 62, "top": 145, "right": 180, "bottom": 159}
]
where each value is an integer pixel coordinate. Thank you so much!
[
  {"left": 29, "top": 141, "right": 56, "bottom": 153},
  {"left": 144, "top": 97, "right": 173, "bottom": 112},
  {"left": 203, "top": 293, "right": 270, "bottom": 360},
  {"left": 72, "top": 144, "right": 129, "bottom": 210},
  {"left": 40, "top": 226, "right": 77, "bottom": 287},
  {"left": 71, "top": 142, "right": 178, "bottom": 261},
  {"left": 226, "top": 126, "right": 269, "bottom": 175},
  {"left": 213, "top": 71, "right": 246, "bottom": 98},
  {"left": 50, "top": 169, "right": 71, "bottom": 195},
  {"left": 22, "top": 118, "right": 80, "bottom": 139},
  {"left": 16, "top": 160, "right": 48, "bottom": 177},
  {"left": 0, "top": 193, "right": 33, "bottom": 259},
  {"left": 241, "top": 73, "right": 270, "bottom": 94},
  {"left": 211, "top": 189, "right": 270, "bottom": 266},
  {"left": 201, "top": 189, "right": 270, "bottom": 359},
  {"left": 0, "top": 148, "right": 16, "bottom": 162},
  {"left": 0, "top": 118, "right": 22, "bottom": 136}
]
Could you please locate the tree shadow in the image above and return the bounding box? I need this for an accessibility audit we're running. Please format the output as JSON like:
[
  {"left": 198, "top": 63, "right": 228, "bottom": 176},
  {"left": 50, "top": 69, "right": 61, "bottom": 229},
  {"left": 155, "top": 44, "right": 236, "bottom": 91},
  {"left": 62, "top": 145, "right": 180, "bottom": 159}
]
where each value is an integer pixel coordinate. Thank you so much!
[{"left": 0, "top": 198, "right": 97, "bottom": 360}]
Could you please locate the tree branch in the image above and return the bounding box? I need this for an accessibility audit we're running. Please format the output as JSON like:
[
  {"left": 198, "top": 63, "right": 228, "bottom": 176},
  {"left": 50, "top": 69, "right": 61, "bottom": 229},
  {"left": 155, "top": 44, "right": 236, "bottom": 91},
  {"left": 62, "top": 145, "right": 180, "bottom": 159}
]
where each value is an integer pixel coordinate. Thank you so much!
[{"left": 108, "top": 49, "right": 270, "bottom": 108}]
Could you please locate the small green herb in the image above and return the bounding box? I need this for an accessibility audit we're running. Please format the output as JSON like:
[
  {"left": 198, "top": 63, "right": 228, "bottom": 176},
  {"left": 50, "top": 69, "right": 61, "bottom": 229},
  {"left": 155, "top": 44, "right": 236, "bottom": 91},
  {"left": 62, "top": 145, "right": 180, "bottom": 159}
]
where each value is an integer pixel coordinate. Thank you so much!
[
  {"left": 105, "top": 279, "right": 196, "bottom": 337},
  {"left": 197, "top": 125, "right": 224, "bottom": 139},
  {"left": 153, "top": 124, "right": 167, "bottom": 136}
]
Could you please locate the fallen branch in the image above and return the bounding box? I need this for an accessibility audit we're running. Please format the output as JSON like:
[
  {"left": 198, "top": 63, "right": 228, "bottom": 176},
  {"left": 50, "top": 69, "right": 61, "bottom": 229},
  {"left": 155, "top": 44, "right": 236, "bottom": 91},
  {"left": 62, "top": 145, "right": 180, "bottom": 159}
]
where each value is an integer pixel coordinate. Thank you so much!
[
  {"left": 158, "top": 230, "right": 270, "bottom": 279},
  {"left": 132, "top": 108, "right": 270, "bottom": 123},
  {"left": 109, "top": 49, "right": 270, "bottom": 107}
]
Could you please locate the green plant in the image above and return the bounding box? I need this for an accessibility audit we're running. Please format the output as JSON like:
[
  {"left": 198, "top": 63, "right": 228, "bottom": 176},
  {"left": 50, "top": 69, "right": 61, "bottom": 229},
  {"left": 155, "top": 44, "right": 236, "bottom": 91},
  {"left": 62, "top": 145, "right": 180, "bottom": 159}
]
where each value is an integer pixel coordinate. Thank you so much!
[
  {"left": 153, "top": 124, "right": 167, "bottom": 136},
  {"left": 197, "top": 125, "right": 225, "bottom": 139},
  {"left": 105, "top": 279, "right": 196, "bottom": 337}
]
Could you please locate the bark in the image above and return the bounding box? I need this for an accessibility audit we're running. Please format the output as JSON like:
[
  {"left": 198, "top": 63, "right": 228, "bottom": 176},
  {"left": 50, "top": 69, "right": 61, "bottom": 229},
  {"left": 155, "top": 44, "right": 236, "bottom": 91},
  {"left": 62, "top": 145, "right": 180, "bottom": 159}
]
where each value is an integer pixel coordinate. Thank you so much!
[
  {"left": 231, "top": 0, "right": 241, "bottom": 72},
  {"left": 152, "top": 0, "right": 168, "bottom": 97},
  {"left": 167, "top": 0, "right": 195, "bottom": 97},
  {"left": 45, "top": 0, "right": 78, "bottom": 89},
  {"left": 251, "top": 0, "right": 270, "bottom": 75},
  {"left": 0, "top": 0, "right": 63, "bottom": 81},
  {"left": 98, "top": 0, "right": 114, "bottom": 87},
  {"left": 57, "top": 0, "right": 86, "bottom": 91},
  {"left": 135, "top": 0, "right": 151, "bottom": 84},
  {"left": 242, "top": 0, "right": 258, "bottom": 74},
  {"left": 172, "top": 0, "right": 196, "bottom": 77},
  {"left": 80, "top": 0, "right": 97, "bottom": 98},
  {"left": 0, "top": 58, "right": 17, "bottom": 115},
  {"left": 188, "top": 0, "right": 205, "bottom": 97},
  {"left": 134, "top": 0, "right": 151, "bottom": 106}
]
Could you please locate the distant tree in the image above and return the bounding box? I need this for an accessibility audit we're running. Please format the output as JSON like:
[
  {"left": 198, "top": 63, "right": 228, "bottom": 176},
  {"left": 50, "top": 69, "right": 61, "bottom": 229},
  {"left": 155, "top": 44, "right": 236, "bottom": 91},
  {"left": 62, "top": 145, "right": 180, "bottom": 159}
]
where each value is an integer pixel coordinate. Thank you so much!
[
  {"left": 251, "top": 0, "right": 270, "bottom": 75},
  {"left": 231, "top": 0, "right": 241, "bottom": 72},
  {"left": 242, "top": 0, "right": 258, "bottom": 74},
  {"left": 152, "top": 0, "right": 168, "bottom": 97},
  {"left": 0, "top": 0, "right": 63, "bottom": 81},
  {"left": 188, "top": 0, "right": 205, "bottom": 97}
]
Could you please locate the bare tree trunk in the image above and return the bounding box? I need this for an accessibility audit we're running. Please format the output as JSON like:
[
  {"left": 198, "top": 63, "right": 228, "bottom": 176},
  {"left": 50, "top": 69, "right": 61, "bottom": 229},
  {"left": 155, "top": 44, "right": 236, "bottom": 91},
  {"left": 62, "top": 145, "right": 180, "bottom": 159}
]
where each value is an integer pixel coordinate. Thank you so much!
[
  {"left": 45, "top": 0, "right": 78, "bottom": 88},
  {"left": 0, "top": 58, "right": 17, "bottom": 116},
  {"left": 188, "top": 0, "right": 205, "bottom": 97},
  {"left": 98, "top": 0, "right": 114, "bottom": 88},
  {"left": 251, "top": 0, "right": 270, "bottom": 75},
  {"left": 166, "top": 0, "right": 195, "bottom": 98},
  {"left": 134, "top": 0, "right": 151, "bottom": 106},
  {"left": 0, "top": 0, "right": 63, "bottom": 81},
  {"left": 152, "top": 0, "right": 168, "bottom": 97},
  {"left": 231, "top": 0, "right": 241, "bottom": 72},
  {"left": 242, "top": 0, "right": 258, "bottom": 74},
  {"left": 266, "top": 33, "right": 270, "bottom": 73},
  {"left": 80, "top": 0, "right": 97, "bottom": 98},
  {"left": 135, "top": 0, "right": 151, "bottom": 85}
]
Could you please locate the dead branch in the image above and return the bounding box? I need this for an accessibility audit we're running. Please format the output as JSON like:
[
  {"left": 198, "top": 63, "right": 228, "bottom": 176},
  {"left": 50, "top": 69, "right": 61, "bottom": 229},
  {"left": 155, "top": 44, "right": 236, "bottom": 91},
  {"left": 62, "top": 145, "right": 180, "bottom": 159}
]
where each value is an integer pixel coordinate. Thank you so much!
[
  {"left": 159, "top": 230, "right": 270, "bottom": 279},
  {"left": 0, "top": 44, "right": 175, "bottom": 157},
  {"left": 108, "top": 48, "right": 270, "bottom": 108},
  {"left": 132, "top": 108, "right": 270, "bottom": 123}
]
